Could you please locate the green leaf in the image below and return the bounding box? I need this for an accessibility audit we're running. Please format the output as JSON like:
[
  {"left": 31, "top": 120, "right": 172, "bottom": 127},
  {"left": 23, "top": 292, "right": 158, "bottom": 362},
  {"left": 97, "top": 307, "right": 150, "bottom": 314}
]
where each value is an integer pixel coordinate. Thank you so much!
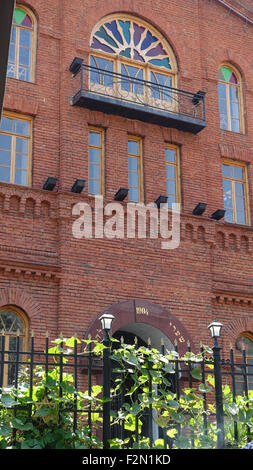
[
  {"left": 36, "top": 407, "right": 52, "bottom": 417},
  {"left": 190, "top": 368, "right": 202, "bottom": 380},
  {"left": 198, "top": 383, "right": 213, "bottom": 393},
  {"left": 0, "top": 424, "right": 11, "bottom": 437},
  {"left": 167, "top": 399, "right": 179, "bottom": 409},
  {"left": 130, "top": 403, "right": 142, "bottom": 416},
  {"left": 1, "top": 394, "right": 17, "bottom": 407},
  {"left": 167, "top": 428, "right": 178, "bottom": 438},
  {"left": 11, "top": 417, "right": 26, "bottom": 430}
]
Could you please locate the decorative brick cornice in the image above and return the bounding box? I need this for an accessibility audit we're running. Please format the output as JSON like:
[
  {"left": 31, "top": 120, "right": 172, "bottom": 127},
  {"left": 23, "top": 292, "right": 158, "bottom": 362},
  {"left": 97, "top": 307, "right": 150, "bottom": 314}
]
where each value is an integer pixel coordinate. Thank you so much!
[{"left": 0, "top": 259, "right": 61, "bottom": 281}]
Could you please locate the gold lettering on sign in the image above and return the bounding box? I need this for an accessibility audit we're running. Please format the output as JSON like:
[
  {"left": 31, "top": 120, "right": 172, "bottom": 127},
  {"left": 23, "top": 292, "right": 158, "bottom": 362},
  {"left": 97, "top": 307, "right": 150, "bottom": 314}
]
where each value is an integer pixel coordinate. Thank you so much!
[
  {"left": 136, "top": 307, "right": 149, "bottom": 316},
  {"left": 169, "top": 322, "right": 185, "bottom": 343}
]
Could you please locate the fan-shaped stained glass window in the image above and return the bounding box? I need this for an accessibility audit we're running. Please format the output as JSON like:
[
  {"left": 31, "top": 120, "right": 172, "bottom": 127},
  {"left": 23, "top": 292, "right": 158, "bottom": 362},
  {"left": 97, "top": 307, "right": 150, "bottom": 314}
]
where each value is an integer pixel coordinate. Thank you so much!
[
  {"left": 89, "top": 16, "right": 177, "bottom": 108},
  {"left": 7, "top": 6, "right": 36, "bottom": 82},
  {"left": 0, "top": 308, "right": 28, "bottom": 387},
  {"left": 91, "top": 18, "right": 174, "bottom": 70},
  {"left": 218, "top": 65, "right": 242, "bottom": 133}
]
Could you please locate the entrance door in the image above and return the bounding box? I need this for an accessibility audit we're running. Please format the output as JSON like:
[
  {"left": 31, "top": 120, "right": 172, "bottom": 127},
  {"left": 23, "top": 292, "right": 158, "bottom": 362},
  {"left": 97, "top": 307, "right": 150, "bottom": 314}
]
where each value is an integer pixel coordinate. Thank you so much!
[{"left": 110, "top": 326, "right": 176, "bottom": 443}]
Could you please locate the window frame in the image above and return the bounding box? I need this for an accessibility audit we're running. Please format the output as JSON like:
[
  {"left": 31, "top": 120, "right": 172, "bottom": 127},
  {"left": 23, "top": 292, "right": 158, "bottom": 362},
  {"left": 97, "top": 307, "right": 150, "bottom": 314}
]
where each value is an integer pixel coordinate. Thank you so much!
[
  {"left": 0, "top": 111, "right": 33, "bottom": 187},
  {"left": 165, "top": 143, "right": 181, "bottom": 209},
  {"left": 89, "top": 51, "right": 176, "bottom": 103},
  {"left": 222, "top": 159, "right": 250, "bottom": 226},
  {"left": 0, "top": 306, "right": 29, "bottom": 388},
  {"left": 88, "top": 126, "right": 105, "bottom": 196},
  {"left": 218, "top": 63, "right": 244, "bottom": 134},
  {"left": 8, "top": 5, "right": 37, "bottom": 83},
  {"left": 127, "top": 135, "right": 144, "bottom": 203},
  {"left": 234, "top": 333, "right": 253, "bottom": 395}
]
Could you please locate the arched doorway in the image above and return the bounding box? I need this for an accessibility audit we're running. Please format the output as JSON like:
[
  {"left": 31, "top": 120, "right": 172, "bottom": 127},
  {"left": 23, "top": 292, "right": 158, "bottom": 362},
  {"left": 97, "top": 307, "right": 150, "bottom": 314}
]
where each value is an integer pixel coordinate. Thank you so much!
[{"left": 85, "top": 299, "right": 194, "bottom": 355}]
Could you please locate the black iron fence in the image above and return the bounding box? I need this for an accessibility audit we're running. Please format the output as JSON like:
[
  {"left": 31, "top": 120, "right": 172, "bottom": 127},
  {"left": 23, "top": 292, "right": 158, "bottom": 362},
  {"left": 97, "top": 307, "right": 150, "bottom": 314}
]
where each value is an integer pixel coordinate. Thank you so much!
[{"left": 0, "top": 332, "right": 252, "bottom": 449}]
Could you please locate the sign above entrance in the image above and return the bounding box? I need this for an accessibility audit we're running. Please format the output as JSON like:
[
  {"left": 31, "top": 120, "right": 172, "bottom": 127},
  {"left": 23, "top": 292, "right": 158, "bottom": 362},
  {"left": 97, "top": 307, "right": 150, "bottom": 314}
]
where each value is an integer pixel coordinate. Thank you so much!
[{"left": 85, "top": 299, "right": 195, "bottom": 354}]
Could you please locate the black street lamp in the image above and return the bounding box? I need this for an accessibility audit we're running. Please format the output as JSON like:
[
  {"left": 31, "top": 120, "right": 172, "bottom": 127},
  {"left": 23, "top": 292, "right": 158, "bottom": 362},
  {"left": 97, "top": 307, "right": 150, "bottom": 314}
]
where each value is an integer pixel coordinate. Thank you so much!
[
  {"left": 208, "top": 319, "right": 225, "bottom": 449},
  {"left": 99, "top": 313, "right": 114, "bottom": 449}
]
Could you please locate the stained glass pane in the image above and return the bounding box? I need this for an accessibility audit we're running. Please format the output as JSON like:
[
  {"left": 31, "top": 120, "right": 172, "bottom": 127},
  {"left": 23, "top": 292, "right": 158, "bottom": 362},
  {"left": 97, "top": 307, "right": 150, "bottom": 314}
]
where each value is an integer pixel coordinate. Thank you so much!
[
  {"left": 133, "top": 23, "right": 145, "bottom": 46},
  {"left": 95, "top": 26, "right": 118, "bottom": 49},
  {"left": 118, "top": 20, "right": 131, "bottom": 44},
  {"left": 141, "top": 31, "right": 158, "bottom": 50},
  {"left": 230, "top": 72, "right": 238, "bottom": 84},
  {"left": 91, "top": 18, "right": 173, "bottom": 69},
  {"left": 13, "top": 8, "right": 32, "bottom": 28},
  {"left": 146, "top": 43, "right": 166, "bottom": 57},
  {"left": 14, "top": 8, "right": 27, "bottom": 25},
  {"left": 91, "top": 37, "right": 114, "bottom": 54},
  {"left": 105, "top": 21, "right": 123, "bottom": 45},
  {"left": 148, "top": 58, "right": 171, "bottom": 69}
]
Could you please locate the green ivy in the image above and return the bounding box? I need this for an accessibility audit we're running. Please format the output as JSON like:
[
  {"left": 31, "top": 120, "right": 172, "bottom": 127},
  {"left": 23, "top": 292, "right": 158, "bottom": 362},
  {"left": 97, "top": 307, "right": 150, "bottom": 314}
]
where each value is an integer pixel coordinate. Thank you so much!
[{"left": 0, "top": 336, "right": 252, "bottom": 449}]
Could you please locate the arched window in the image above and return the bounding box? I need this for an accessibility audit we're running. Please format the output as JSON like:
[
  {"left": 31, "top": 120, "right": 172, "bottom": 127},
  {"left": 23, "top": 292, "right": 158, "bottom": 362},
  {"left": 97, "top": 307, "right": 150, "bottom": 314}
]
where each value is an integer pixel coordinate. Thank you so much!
[
  {"left": 7, "top": 6, "right": 36, "bottom": 82},
  {"left": 0, "top": 307, "right": 29, "bottom": 387},
  {"left": 235, "top": 333, "right": 253, "bottom": 395},
  {"left": 218, "top": 65, "right": 243, "bottom": 133},
  {"left": 89, "top": 15, "right": 177, "bottom": 109}
]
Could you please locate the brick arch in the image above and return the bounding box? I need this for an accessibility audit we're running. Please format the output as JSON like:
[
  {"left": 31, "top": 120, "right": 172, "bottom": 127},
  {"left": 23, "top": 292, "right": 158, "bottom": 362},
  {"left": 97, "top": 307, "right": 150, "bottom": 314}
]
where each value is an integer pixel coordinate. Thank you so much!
[
  {"left": 85, "top": 299, "right": 195, "bottom": 354},
  {"left": 75, "top": 3, "right": 180, "bottom": 71},
  {"left": 0, "top": 288, "right": 42, "bottom": 321},
  {"left": 206, "top": 47, "right": 252, "bottom": 88},
  {"left": 223, "top": 317, "right": 253, "bottom": 343}
]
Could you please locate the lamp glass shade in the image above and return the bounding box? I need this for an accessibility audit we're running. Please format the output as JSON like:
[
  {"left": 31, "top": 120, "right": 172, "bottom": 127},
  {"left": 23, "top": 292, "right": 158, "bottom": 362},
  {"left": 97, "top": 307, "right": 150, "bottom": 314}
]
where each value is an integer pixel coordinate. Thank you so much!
[
  {"left": 99, "top": 313, "right": 115, "bottom": 331},
  {"left": 208, "top": 320, "right": 223, "bottom": 338}
]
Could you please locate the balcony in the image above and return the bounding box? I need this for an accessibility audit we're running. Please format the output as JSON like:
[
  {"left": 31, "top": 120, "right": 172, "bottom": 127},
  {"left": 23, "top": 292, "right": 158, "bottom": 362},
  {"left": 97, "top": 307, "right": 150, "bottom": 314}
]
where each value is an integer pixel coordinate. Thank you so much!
[{"left": 70, "top": 59, "right": 206, "bottom": 134}]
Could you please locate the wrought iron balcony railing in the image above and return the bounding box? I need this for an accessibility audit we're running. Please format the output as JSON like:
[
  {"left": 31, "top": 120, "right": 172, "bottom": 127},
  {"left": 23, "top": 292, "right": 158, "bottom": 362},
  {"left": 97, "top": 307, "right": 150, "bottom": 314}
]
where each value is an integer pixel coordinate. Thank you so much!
[{"left": 70, "top": 59, "right": 206, "bottom": 134}]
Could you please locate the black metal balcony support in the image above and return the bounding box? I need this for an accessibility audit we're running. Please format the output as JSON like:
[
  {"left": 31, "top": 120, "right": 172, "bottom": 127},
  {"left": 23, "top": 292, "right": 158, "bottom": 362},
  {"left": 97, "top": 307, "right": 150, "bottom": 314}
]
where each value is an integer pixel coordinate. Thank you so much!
[{"left": 70, "top": 62, "right": 207, "bottom": 135}]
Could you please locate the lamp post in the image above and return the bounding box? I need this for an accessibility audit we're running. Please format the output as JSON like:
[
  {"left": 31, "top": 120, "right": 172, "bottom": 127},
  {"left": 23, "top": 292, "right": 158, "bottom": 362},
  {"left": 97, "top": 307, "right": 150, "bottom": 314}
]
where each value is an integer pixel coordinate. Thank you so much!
[
  {"left": 208, "top": 320, "right": 225, "bottom": 449},
  {"left": 99, "top": 313, "right": 114, "bottom": 449}
]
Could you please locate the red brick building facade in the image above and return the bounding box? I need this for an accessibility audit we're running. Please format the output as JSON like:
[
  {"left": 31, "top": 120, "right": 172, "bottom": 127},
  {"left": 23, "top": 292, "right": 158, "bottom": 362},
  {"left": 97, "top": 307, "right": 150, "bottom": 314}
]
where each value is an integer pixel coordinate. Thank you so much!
[{"left": 0, "top": 0, "right": 253, "bottom": 387}]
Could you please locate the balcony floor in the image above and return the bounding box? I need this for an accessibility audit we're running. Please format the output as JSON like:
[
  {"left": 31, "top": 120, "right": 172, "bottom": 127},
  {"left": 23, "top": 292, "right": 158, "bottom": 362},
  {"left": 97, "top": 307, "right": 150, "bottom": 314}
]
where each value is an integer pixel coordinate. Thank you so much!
[{"left": 71, "top": 90, "right": 206, "bottom": 135}]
